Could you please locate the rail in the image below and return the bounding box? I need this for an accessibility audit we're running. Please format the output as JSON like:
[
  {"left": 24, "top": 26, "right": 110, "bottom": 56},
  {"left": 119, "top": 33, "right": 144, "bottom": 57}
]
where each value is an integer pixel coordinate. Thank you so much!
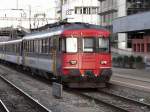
[
  {"left": 0, "top": 74, "right": 52, "bottom": 112},
  {"left": 0, "top": 100, "right": 9, "bottom": 112},
  {"left": 73, "top": 91, "right": 129, "bottom": 112}
]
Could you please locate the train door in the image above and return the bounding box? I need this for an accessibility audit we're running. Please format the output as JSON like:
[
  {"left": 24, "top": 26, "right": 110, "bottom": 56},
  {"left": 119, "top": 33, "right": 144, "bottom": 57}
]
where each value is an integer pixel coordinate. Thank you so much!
[
  {"left": 51, "top": 36, "right": 59, "bottom": 75},
  {"left": 22, "top": 41, "right": 26, "bottom": 65}
]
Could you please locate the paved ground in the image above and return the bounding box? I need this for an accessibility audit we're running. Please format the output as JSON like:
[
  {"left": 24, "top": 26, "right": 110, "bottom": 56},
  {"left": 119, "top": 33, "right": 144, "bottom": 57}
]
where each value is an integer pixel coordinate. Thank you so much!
[
  {"left": 111, "top": 67, "right": 150, "bottom": 92},
  {"left": 112, "top": 67, "right": 150, "bottom": 80},
  {"left": 0, "top": 64, "right": 114, "bottom": 112}
]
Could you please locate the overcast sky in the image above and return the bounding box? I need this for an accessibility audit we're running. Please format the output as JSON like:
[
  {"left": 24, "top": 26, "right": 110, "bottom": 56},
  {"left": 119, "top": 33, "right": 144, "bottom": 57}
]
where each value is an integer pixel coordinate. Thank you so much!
[
  {"left": 0, "top": 0, "right": 56, "bottom": 12},
  {"left": 0, "top": 0, "right": 57, "bottom": 28}
]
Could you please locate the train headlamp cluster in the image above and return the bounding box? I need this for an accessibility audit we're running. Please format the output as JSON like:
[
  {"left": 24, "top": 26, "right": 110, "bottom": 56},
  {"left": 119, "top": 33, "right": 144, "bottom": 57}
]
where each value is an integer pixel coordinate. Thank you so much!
[
  {"left": 100, "top": 60, "right": 107, "bottom": 65},
  {"left": 69, "top": 60, "right": 77, "bottom": 65}
]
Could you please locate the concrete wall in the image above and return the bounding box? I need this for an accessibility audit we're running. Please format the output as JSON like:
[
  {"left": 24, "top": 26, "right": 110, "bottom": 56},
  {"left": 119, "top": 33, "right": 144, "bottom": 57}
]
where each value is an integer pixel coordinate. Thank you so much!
[
  {"left": 117, "top": 0, "right": 127, "bottom": 49},
  {"left": 117, "top": 0, "right": 127, "bottom": 17},
  {"left": 113, "top": 11, "right": 150, "bottom": 33}
]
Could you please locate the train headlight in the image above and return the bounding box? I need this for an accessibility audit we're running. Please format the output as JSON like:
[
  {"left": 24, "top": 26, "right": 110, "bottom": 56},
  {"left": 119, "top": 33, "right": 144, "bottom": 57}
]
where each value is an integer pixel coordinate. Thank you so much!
[
  {"left": 100, "top": 60, "right": 107, "bottom": 65},
  {"left": 69, "top": 60, "right": 77, "bottom": 65}
]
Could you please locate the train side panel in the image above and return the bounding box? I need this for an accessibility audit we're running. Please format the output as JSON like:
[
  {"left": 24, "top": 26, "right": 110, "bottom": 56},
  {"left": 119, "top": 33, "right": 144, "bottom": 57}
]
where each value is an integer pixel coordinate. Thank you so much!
[
  {"left": 23, "top": 56, "right": 54, "bottom": 72},
  {"left": 4, "top": 54, "right": 22, "bottom": 65}
]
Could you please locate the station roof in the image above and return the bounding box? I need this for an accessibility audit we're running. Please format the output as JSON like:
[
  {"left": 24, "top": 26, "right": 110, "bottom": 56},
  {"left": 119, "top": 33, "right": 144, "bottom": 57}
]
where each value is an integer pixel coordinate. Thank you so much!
[
  {"left": 113, "top": 11, "right": 150, "bottom": 33},
  {"left": 0, "top": 27, "right": 26, "bottom": 37}
]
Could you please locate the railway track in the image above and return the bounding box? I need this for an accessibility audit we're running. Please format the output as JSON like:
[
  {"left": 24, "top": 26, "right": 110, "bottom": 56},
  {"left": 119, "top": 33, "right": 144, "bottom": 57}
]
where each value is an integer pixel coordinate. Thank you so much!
[
  {"left": 0, "top": 74, "right": 51, "bottom": 112},
  {"left": 1, "top": 63, "right": 150, "bottom": 112},
  {"left": 99, "top": 89, "right": 150, "bottom": 107},
  {"left": 74, "top": 90, "right": 129, "bottom": 112},
  {"left": 0, "top": 100, "right": 9, "bottom": 112},
  {"left": 74, "top": 89, "right": 150, "bottom": 112}
]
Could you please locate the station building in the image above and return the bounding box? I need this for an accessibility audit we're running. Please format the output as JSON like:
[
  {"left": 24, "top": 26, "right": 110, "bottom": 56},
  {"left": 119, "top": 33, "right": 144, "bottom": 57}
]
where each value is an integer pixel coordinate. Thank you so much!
[
  {"left": 113, "top": 11, "right": 150, "bottom": 53},
  {"left": 57, "top": 0, "right": 101, "bottom": 25},
  {"left": 0, "top": 27, "right": 27, "bottom": 41},
  {"left": 98, "top": 0, "right": 150, "bottom": 50}
]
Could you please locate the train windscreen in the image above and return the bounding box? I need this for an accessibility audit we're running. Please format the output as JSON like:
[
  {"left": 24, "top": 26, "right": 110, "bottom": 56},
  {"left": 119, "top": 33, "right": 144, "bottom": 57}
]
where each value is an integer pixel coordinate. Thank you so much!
[
  {"left": 59, "top": 38, "right": 78, "bottom": 53},
  {"left": 66, "top": 38, "right": 78, "bottom": 53},
  {"left": 60, "top": 37, "right": 109, "bottom": 53},
  {"left": 83, "top": 38, "right": 94, "bottom": 52},
  {"left": 98, "top": 38, "right": 109, "bottom": 52}
]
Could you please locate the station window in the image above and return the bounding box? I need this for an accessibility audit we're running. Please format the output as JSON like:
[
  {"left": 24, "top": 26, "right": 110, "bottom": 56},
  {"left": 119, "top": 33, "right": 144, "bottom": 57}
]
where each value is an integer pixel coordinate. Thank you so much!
[
  {"left": 141, "top": 44, "right": 144, "bottom": 52},
  {"left": 133, "top": 44, "right": 136, "bottom": 52},
  {"left": 75, "top": 7, "right": 99, "bottom": 15},
  {"left": 147, "top": 43, "right": 150, "bottom": 52}
]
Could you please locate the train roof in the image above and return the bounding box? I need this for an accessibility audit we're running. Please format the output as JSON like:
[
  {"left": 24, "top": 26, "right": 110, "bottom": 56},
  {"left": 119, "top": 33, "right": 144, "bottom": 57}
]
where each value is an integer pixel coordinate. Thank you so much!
[
  {"left": 31, "top": 22, "right": 106, "bottom": 31},
  {"left": 0, "top": 39, "right": 22, "bottom": 45},
  {"left": 23, "top": 22, "right": 109, "bottom": 40},
  {"left": 23, "top": 30, "right": 62, "bottom": 40},
  {"left": 0, "top": 23, "right": 110, "bottom": 43}
]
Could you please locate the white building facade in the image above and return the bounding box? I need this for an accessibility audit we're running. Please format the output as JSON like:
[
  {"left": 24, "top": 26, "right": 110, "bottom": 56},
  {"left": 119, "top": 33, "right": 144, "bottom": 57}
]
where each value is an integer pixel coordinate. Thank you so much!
[{"left": 57, "top": 0, "right": 101, "bottom": 25}]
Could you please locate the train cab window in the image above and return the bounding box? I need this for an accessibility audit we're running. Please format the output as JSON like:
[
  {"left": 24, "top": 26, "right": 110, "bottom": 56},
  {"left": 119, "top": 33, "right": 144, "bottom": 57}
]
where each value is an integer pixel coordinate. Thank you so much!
[
  {"left": 66, "top": 38, "right": 77, "bottom": 53},
  {"left": 99, "top": 38, "right": 109, "bottom": 52},
  {"left": 83, "top": 38, "right": 94, "bottom": 52}
]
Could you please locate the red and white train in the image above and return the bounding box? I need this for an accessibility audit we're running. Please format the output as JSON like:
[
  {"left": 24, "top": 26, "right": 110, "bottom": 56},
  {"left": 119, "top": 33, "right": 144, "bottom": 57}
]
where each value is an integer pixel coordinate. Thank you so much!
[{"left": 0, "top": 22, "right": 112, "bottom": 88}]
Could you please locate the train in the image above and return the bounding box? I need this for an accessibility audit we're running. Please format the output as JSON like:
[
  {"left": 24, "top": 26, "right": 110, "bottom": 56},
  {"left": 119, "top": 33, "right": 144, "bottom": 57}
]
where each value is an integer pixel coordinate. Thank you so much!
[{"left": 0, "top": 22, "right": 112, "bottom": 88}]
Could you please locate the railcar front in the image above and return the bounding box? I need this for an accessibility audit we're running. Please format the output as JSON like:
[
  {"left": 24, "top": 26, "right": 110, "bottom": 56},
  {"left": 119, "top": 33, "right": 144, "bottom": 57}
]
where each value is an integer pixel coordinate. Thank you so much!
[{"left": 57, "top": 29, "right": 112, "bottom": 88}]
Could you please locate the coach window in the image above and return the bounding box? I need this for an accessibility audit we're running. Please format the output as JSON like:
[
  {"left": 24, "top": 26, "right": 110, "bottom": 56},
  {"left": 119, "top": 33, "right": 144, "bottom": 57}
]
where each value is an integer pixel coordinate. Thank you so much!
[
  {"left": 14, "top": 44, "right": 16, "bottom": 52},
  {"left": 39, "top": 40, "right": 42, "bottom": 53},
  {"left": 17, "top": 44, "right": 19, "bottom": 53},
  {"left": 41, "top": 39, "right": 44, "bottom": 53},
  {"left": 45, "top": 38, "right": 49, "bottom": 53},
  {"left": 18, "top": 43, "right": 20, "bottom": 53},
  {"left": 23, "top": 42, "right": 26, "bottom": 52},
  {"left": 83, "top": 38, "right": 94, "bottom": 52},
  {"left": 29, "top": 41, "right": 31, "bottom": 52},
  {"left": 42, "top": 39, "right": 44, "bottom": 53},
  {"left": 30, "top": 41, "right": 32, "bottom": 52},
  {"left": 28, "top": 41, "right": 30, "bottom": 52},
  {"left": 43, "top": 39, "right": 46, "bottom": 53},
  {"left": 44, "top": 38, "right": 48, "bottom": 53},
  {"left": 15, "top": 44, "right": 17, "bottom": 53},
  {"left": 50, "top": 38, "right": 54, "bottom": 51},
  {"left": 32, "top": 40, "right": 34, "bottom": 53},
  {"left": 30, "top": 40, "right": 33, "bottom": 52},
  {"left": 26, "top": 42, "right": 28, "bottom": 52},
  {"left": 48, "top": 38, "right": 51, "bottom": 53},
  {"left": 27, "top": 41, "right": 29, "bottom": 52},
  {"left": 30, "top": 40, "right": 32, "bottom": 52},
  {"left": 34, "top": 40, "right": 38, "bottom": 53}
]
